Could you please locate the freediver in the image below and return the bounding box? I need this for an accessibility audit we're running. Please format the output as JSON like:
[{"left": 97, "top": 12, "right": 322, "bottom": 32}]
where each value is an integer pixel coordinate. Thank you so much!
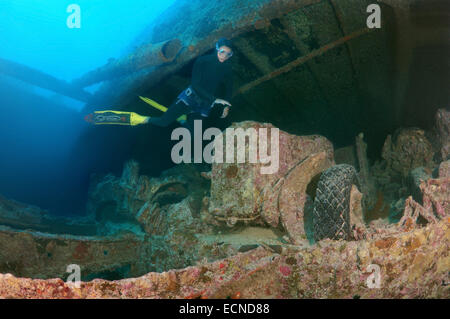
[
  {"left": 85, "top": 38, "right": 234, "bottom": 131},
  {"left": 143, "top": 37, "right": 234, "bottom": 132}
]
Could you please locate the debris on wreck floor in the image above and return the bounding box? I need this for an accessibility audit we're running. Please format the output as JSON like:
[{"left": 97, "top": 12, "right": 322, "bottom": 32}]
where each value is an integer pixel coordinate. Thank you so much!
[
  {"left": 0, "top": 108, "right": 449, "bottom": 298},
  {"left": 0, "top": 160, "right": 289, "bottom": 280},
  {"left": 197, "top": 227, "right": 286, "bottom": 253}
]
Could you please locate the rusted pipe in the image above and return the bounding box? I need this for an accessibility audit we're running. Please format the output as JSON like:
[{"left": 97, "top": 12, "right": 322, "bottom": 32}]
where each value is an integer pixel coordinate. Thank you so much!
[{"left": 72, "top": 38, "right": 183, "bottom": 88}]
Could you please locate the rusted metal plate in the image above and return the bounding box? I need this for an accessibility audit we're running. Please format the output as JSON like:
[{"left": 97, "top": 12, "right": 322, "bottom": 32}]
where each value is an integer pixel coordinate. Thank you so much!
[{"left": 0, "top": 226, "right": 147, "bottom": 280}]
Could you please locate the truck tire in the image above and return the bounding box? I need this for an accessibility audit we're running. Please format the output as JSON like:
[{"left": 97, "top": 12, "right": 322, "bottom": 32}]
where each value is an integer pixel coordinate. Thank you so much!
[{"left": 313, "top": 164, "right": 360, "bottom": 241}]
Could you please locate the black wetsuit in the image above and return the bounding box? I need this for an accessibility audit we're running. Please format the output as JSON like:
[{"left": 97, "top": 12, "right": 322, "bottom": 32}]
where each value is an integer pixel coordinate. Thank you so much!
[{"left": 147, "top": 53, "right": 233, "bottom": 132}]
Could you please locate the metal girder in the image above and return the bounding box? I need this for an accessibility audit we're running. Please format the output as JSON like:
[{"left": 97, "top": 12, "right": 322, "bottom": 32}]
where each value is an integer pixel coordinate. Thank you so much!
[
  {"left": 72, "top": 39, "right": 183, "bottom": 88},
  {"left": 0, "top": 58, "right": 92, "bottom": 102},
  {"left": 236, "top": 28, "right": 373, "bottom": 96},
  {"left": 232, "top": 36, "right": 299, "bottom": 113}
]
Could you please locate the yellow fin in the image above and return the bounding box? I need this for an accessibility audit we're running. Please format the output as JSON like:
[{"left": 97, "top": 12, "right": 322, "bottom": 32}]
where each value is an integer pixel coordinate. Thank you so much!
[
  {"left": 139, "top": 96, "right": 168, "bottom": 112},
  {"left": 139, "top": 96, "right": 187, "bottom": 123},
  {"left": 92, "top": 110, "right": 148, "bottom": 126}
]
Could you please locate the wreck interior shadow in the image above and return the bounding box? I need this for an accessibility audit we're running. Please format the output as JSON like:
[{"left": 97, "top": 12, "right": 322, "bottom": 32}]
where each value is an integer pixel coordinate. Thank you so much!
[{"left": 402, "top": 45, "right": 450, "bottom": 129}]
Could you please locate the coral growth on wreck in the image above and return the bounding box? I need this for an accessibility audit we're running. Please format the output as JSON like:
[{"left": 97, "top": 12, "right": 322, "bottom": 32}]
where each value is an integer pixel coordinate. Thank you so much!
[{"left": 0, "top": 108, "right": 449, "bottom": 298}]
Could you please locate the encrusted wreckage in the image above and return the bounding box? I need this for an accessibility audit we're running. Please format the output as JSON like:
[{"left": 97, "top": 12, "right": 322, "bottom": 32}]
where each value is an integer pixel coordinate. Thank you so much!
[
  {"left": 0, "top": 219, "right": 448, "bottom": 298},
  {"left": 207, "top": 121, "right": 334, "bottom": 243},
  {"left": 1, "top": 110, "right": 449, "bottom": 298}
]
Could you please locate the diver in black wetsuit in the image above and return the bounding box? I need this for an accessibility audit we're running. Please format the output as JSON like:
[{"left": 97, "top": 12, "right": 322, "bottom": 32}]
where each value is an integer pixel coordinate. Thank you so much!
[{"left": 145, "top": 38, "right": 234, "bottom": 132}]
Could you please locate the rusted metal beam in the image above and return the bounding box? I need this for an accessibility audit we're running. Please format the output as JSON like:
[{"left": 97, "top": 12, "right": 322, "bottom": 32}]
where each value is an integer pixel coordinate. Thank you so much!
[
  {"left": 72, "top": 39, "right": 182, "bottom": 88},
  {"left": 232, "top": 37, "right": 299, "bottom": 113},
  {"left": 0, "top": 58, "right": 92, "bottom": 102},
  {"left": 233, "top": 37, "right": 273, "bottom": 74},
  {"left": 236, "top": 28, "right": 373, "bottom": 96}
]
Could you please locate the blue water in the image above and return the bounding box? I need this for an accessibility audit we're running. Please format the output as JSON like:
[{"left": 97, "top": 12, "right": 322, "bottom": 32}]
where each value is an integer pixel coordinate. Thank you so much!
[{"left": 0, "top": 0, "right": 175, "bottom": 215}]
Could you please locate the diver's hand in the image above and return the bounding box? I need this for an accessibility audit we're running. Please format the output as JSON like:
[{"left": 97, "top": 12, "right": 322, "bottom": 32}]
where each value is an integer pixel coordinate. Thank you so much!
[
  {"left": 214, "top": 99, "right": 231, "bottom": 107},
  {"left": 221, "top": 106, "right": 230, "bottom": 118}
]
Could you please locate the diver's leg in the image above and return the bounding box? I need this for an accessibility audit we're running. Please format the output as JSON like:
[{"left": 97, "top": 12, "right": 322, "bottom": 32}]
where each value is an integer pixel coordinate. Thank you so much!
[
  {"left": 183, "top": 112, "right": 205, "bottom": 137},
  {"left": 183, "top": 115, "right": 195, "bottom": 136},
  {"left": 147, "top": 100, "right": 190, "bottom": 127}
]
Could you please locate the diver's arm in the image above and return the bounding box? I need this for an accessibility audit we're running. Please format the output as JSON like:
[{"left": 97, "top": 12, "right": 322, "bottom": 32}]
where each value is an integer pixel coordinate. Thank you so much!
[
  {"left": 219, "top": 69, "right": 233, "bottom": 118},
  {"left": 220, "top": 106, "right": 230, "bottom": 118}
]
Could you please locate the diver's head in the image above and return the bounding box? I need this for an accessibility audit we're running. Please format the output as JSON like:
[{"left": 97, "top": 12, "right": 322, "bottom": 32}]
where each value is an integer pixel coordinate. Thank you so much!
[{"left": 216, "top": 38, "right": 233, "bottom": 63}]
